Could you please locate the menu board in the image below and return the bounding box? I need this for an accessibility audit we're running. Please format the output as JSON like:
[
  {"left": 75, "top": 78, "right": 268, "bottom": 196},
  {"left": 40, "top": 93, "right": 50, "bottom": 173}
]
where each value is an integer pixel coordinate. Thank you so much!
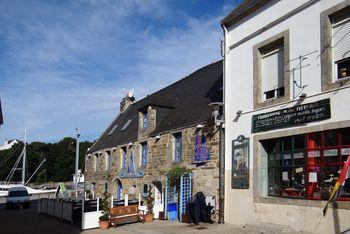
[{"left": 252, "top": 99, "right": 331, "bottom": 133}]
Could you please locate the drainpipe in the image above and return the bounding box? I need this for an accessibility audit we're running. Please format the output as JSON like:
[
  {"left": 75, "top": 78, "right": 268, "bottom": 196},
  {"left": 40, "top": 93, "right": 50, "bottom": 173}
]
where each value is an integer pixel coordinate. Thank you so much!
[{"left": 218, "top": 23, "right": 227, "bottom": 224}]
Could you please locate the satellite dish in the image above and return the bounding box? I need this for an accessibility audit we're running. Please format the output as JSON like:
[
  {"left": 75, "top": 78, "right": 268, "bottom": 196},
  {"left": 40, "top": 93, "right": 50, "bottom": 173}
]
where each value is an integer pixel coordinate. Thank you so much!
[{"left": 128, "top": 89, "right": 134, "bottom": 98}]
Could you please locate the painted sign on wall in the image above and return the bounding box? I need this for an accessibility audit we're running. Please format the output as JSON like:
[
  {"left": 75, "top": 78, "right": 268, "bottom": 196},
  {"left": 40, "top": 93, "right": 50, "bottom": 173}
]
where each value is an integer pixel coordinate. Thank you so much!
[
  {"left": 232, "top": 135, "right": 249, "bottom": 189},
  {"left": 252, "top": 99, "right": 331, "bottom": 133}
]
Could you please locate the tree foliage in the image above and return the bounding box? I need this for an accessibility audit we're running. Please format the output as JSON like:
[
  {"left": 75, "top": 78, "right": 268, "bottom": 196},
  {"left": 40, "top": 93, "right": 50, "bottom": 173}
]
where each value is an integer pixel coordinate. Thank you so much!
[{"left": 0, "top": 137, "right": 93, "bottom": 183}]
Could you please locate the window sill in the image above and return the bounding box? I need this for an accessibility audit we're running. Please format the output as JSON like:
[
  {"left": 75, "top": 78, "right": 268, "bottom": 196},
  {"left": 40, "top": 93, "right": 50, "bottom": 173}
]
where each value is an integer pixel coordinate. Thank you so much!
[
  {"left": 255, "top": 195, "right": 350, "bottom": 210},
  {"left": 254, "top": 95, "right": 290, "bottom": 110}
]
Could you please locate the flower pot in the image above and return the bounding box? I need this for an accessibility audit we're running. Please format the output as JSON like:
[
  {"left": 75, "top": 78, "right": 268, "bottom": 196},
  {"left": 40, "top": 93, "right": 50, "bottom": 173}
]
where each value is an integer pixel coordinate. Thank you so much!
[
  {"left": 144, "top": 214, "right": 154, "bottom": 222},
  {"left": 99, "top": 220, "right": 110, "bottom": 229}
]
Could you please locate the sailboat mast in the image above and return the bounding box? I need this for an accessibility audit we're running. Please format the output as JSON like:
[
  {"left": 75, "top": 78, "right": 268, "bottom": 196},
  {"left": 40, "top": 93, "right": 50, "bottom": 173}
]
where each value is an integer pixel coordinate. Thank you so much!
[{"left": 22, "top": 128, "right": 26, "bottom": 184}]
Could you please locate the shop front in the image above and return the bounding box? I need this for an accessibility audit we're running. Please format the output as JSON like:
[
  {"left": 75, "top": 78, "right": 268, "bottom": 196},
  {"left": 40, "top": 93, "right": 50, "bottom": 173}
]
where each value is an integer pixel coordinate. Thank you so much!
[{"left": 261, "top": 127, "right": 350, "bottom": 201}]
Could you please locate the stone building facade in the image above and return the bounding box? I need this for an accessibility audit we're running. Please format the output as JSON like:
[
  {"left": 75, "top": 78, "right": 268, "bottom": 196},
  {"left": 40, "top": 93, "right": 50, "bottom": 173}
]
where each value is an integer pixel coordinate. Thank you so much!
[{"left": 85, "top": 60, "right": 223, "bottom": 217}]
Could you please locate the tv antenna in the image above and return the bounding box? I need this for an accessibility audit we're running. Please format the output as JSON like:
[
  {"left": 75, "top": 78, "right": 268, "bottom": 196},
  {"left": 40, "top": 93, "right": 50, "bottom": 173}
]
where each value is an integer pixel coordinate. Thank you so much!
[{"left": 287, "top": 50, "right": 318, "bottom": 99}]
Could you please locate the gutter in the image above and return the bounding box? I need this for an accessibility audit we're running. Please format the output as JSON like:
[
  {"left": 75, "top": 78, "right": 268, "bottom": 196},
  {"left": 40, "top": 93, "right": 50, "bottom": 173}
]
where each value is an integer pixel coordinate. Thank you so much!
[{"left": 218, "top": 23, "right": 227, "bottom": 224}]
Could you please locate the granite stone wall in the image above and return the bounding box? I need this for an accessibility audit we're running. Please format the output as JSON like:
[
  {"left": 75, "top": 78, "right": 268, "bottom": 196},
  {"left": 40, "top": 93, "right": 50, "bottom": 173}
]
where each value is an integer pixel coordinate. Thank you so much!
[{"left": 85, "top": 123, "right": 220, "bottom": 211}]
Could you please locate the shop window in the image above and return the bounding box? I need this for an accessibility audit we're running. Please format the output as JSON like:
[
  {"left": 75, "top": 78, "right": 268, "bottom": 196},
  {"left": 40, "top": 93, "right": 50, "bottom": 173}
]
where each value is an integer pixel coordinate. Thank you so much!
[
  {"left": 264, "top": 128, "right": 350, "bottom": 201},
  {"left": 264, "top": 135, "right": 306, "bottom": 198}
]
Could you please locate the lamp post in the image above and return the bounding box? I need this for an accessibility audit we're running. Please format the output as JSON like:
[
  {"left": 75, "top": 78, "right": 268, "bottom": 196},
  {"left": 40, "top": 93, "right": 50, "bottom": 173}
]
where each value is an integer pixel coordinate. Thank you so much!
[
  {"left": 208, "top": 102, "right": 224, "bottom": 224},
  {"left": 75, "top": 128, "right": 80, "bottom": 197}
]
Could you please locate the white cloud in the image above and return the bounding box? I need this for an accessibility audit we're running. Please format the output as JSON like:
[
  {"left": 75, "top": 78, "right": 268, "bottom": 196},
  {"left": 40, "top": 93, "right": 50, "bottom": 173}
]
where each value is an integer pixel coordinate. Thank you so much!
[{"left": 0, "top": 0, "right": 226, "bottom": 143}]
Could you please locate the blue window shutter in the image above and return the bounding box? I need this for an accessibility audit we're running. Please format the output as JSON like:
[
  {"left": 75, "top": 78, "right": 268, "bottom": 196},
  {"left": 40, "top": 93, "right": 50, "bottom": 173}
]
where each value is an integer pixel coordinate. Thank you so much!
[
  {"left": 128, "top": 152, "right": 135, "bottom": 174},
  {"left": 142, "top": 144, "right": 147, "bottom": 166},
  {"left": 175, "top": 135, "right": 182, "bottom": 162},
  {"left": 142, "top": 112, "right": 148, "bottom": 128}
]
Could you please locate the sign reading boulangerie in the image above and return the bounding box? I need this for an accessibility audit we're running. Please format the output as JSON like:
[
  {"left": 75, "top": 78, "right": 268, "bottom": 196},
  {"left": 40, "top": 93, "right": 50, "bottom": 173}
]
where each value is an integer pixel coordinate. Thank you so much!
[{"left": 252, "top": 99, "right": 331, "bottom": 133}]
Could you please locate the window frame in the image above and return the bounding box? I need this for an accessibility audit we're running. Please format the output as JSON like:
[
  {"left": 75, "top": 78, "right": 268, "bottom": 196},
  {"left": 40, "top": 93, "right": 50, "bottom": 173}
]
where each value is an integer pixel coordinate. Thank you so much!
[
  {"left": 253, "top": 30, "right": 290, "bottom": 109},
  {"left": 173, "top": 133, "right": 183, "bottom": 163},
  {"left": 320, "top": 2, "right": 350, "bottom": 91},
  {"left": 121, "top": 147, "right": 127, "bottom": 169},
  {"left": 140, "top": 142, "right": 148, "bottom": 167}
]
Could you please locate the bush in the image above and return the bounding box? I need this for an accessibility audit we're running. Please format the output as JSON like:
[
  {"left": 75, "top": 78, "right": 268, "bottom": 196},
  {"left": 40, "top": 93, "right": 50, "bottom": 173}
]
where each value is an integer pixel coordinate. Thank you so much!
[
  {"left": 146, "top": 185, "right": 154, "bottom": 215},
  {"left": 99, "top": 191, "right": 110, "bottom": 221}
]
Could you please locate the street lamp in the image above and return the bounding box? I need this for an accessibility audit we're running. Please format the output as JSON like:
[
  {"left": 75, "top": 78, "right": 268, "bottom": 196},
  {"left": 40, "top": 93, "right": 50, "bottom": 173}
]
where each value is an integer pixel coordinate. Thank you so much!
[{"left": 208, "top": 102, "right": 225, "bottom": 224}]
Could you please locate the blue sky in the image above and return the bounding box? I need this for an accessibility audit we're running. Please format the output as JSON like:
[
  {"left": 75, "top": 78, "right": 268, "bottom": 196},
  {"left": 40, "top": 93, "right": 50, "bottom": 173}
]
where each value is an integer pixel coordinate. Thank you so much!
[{"left": 0, "top": 0, "right": 241, "bottom": 143}]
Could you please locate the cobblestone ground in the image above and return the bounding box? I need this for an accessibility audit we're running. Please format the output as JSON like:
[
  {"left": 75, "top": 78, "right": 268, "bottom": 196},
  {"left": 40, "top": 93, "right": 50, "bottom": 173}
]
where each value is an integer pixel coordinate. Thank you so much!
[{"left": 82, "top": 220, "right": 311, "bottom": 234}]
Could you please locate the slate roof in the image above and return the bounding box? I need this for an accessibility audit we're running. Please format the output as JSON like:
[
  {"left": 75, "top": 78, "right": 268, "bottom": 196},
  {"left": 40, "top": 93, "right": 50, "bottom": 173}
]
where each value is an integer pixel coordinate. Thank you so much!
[{"left": 88, "top": 60, "right": 223, "bottom": 154}]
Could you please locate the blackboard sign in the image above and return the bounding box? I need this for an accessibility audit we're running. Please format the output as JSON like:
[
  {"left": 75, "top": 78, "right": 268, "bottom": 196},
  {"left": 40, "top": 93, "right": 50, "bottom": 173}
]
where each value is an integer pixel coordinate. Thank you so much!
[
  {"left": 232, "top": 135, "right": 249, "bottom": 189},
  {"left": 252, "top": 99, "right": 331, "bottom": 133}
]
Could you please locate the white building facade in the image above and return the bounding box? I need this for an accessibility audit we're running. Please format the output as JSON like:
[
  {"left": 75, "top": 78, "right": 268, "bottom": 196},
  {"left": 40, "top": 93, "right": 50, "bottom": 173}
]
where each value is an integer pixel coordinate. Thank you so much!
[{"left": 222, "top": 0, "right": 350, "bottom": 233}]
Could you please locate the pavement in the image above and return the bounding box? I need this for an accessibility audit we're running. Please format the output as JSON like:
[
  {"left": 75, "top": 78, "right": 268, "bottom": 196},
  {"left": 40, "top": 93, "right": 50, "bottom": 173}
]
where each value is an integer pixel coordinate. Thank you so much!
[
  {"left": 82, "top": 220, "right": 311, "bottom": 234},
  {"left": 0, "top": 200, "right": 80, "bottom": 234},
  {"left": 0, "top": 200, "right": 311, "bottom": 234}
]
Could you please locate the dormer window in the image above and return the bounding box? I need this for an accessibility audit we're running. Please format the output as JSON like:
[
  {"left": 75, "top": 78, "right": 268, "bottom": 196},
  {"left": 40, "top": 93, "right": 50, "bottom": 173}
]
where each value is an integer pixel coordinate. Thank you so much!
[{"left": 142, "top": 111, "right": 148, "bottom": 129}]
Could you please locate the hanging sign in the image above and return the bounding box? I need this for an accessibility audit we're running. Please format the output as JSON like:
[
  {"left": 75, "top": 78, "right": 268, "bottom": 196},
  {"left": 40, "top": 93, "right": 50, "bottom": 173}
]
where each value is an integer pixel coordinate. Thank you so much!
[
  {"left": 232, "top": 135, "right": 249, "bottom": 189},
  {"left": 252, "top": 99, "right": 331, "bottom": 133}
]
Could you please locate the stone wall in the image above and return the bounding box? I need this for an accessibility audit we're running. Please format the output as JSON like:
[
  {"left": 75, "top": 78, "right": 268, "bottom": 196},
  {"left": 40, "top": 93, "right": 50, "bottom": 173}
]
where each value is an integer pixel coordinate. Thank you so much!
[{"left": 85, "top": 123, "right": 220, "bottom": 210}]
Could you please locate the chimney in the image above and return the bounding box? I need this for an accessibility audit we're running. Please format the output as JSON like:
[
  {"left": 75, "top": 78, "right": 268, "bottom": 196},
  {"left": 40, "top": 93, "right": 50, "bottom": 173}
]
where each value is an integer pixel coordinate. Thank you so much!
[{"left": 120, "top": 95, "right": 135, "bottom": 112}]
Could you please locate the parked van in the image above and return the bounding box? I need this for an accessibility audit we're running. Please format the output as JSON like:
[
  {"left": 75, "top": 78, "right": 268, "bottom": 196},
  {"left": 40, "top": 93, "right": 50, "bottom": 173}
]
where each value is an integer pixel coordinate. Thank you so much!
[{"left": 5, "top": 186, "right": 30, "bottom": 209}]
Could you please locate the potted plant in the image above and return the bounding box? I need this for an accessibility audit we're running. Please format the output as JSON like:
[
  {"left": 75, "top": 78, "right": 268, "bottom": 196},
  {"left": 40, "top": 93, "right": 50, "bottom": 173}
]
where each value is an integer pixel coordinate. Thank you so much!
[
  {"left": 144, "top": 185, "right": 154, "bottom": 222},
  {"left": 99, "top": 191, "right": 110, "bottom": 229}
]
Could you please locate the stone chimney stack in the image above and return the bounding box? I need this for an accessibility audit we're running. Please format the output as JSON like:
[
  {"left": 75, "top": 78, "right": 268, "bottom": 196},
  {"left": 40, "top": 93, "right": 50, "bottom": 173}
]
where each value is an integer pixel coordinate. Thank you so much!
[{"left": 120, "top": 93, "right": 135, "bottom": 112}]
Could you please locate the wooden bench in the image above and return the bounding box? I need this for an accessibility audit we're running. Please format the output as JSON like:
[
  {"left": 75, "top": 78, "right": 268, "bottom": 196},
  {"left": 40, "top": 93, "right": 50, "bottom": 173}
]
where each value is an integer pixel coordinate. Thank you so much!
[{"left": 109, "top": 205, "right": 145, "bottom": 227}]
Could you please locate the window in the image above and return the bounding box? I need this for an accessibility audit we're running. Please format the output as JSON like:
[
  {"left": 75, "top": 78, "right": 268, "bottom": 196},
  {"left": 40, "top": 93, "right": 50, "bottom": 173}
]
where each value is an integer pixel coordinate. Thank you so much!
[
  {"left": 253, "top": 30, "right": 290, "bottom": 109},
  {"left": 142, "top": 111, "right": 148, "bottom": 129},
  {"left": 142, "top": 184, "right": 148, "bottom": 198},
  {"left": 264, "top": 135, "right": 305, "bottom": 198},
  {"left": 108, "top": 124, "right": 118, "bottom": 136},
  {"left": 121, "top": 147, "right": 127, "bottom": 169},
  {"left": 141, "top": 142, "right": 148, "bottom": 166},
  {"left": 321, "top": 3, "right": 350, "bottom": 91},
  {"left": 120, "top": 119, "right": 132, "bottom": 131},
  {"left": 261, "top": 40, "right": 285, "bottom": 100},
  {"left": 264, "top": 128, "right": 350, "bottom": 201},
  {"left": 105, "top": 151, "right": 111, "bottom": 171},
  {"left": 331, "top": 8, "right": 350, "bottom": 80},
  {"left": 93, "top": 154, "right": 99, "bottom": 172},
  {"left": 173, "top": 133, "right": 182, "bottom": 163},
  {"left": 128, "top": 151, "right": 135, "bottom": 174}
]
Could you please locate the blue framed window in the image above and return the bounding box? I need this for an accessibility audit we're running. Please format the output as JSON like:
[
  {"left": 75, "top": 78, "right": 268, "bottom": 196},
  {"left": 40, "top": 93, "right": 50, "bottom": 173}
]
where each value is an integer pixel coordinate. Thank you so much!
[
  {"left": 174, "top": 133, "right": 182, "bottom": 162},
  {"left": 142, "top": 112, "right": 148, "bottom": 129},
  {"left": 121, "top": 147, "right": 126, "bottom": 169},
  {"left": 128, "top": 152, "right": 135, "bottom": 174},
  {"left": 141, "top": 142, "right": 148, "bottom": 166}
]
